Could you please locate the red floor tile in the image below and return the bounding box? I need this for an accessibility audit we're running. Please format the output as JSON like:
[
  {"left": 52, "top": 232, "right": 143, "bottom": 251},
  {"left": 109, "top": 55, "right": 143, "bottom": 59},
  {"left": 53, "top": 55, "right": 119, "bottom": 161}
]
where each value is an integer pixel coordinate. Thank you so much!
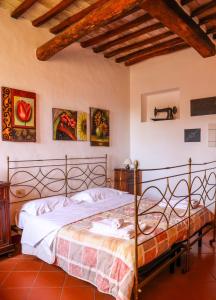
[
  {"left": 0, "top": 288, "right": 30, "bottom": 300},
  {"left": 14, "top": 260, "right": 43, "bottom": 271},
  {"left": 0, "top": 260, "right": 17, "bottom": 271},
  {"left": 1, "top": 272, "right": 38, "bottom": 288},
  {"left": 64, "top": 274, "right": 90, "bottom": 287},
  {"left": 95, "top": 290, "right": 115, "bottom": 300},
  {"left": 33, "top": 271, "right": 65, "bottom": 287},
  {"left": 41, "top": 263, "right": 62, "bottom": 272},
  {"left": 28, "top": 287, "right": 62, "bottom": 300},
  {"left": 0, "top": 272, "right": 9, "bottom": 285},
  {"left": 61, "top": 287, "right": 94, "bottom": 300}
]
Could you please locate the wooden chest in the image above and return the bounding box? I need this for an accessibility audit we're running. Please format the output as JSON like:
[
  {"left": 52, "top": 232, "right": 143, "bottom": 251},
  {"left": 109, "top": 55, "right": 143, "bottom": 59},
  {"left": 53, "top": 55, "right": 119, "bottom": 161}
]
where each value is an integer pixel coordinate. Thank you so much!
[
  {"left": 0, "top": 182, "right": 14, "bottom": 256},
  {"left": 114, "top": 169, "right": 142, "bottom": 196}
]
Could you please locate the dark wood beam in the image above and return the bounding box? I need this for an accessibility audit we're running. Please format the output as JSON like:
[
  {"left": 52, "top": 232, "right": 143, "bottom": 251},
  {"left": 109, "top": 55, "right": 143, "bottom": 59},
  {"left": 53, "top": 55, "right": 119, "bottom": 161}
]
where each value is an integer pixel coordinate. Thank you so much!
[
  {"left": 141, "top": 0, "right": 215, "bottom": 57},
  {"left": 11, "top": 0, "right": 38, "bottom": 18},
  {"left": 81, "top": 14, "right": 153, "bottom": 48},
  {"left": 116, "top": 37, "right": 184, "bottom": 63},
  {"left": 200, "top": 13, "right": 216, "bottom": 25},
  {"left": 125, "top": 43, "right": 190, "bottom": 66},
  {"left": 36, "top": 0, "right": 144, "bottom": 61},
  {"left": 191, "top": 1, "right": 216, "bottom": 18},
  {"left": 50, "top": 1, "right": 140, "bottom": 34},
  {"left": 104, "top": 31, "right": 174, "bottom": 58},
  {"left": 93, "top": 23, "right": 164, "bottom": 53},
  {"left": 32, "top": 0, "right": 76, "bottom": 27},
  {"left": 181, "top": 0, "right": 193, "bottom": 5}
]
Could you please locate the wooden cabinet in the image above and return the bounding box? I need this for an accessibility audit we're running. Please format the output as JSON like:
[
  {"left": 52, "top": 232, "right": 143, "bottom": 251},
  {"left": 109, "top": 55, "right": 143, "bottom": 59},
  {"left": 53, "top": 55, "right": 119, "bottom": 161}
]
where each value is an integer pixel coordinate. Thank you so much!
[
  {"left": 0, "top": 182, "right": 14, "bottom": 256},
  {"left": 114, "top": 169, "right": 142, "bottom": 196}
]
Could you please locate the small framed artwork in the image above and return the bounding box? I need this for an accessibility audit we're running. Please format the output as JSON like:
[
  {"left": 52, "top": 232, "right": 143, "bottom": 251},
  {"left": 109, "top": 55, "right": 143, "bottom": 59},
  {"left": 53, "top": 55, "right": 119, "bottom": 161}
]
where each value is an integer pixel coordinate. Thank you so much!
[
  {"left": 90, "top": 107, "right": 109, "bottom": 146},
  {"left": 53, "top": 108, "right": 77, "bottom": 141},
  {"left": 184, "top": 128, "right": 201, "bottom": 142},
  {"left": 77, "top": 112, "right": 87, "bottom": 141},
  {"left": 2, "top": 87, "right": 36, "bottom": 142}
]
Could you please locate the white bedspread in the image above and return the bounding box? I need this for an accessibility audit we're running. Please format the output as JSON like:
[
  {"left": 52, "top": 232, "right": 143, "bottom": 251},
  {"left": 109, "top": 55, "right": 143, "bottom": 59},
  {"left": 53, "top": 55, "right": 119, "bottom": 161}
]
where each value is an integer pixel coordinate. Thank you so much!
[{"left": 21, "top": 194, "right": 134, "bottom": 263}]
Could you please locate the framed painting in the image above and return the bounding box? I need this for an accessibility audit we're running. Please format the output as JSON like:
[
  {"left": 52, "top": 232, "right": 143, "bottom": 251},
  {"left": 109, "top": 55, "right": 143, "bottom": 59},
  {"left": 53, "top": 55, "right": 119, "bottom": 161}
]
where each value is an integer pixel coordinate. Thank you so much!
[
  {"left": 53, "top": 108, "right": 77, "bottom": 141},
  {"left": 77, "top": 112, "right": 88, "bottom": 141},
  {"left": 2, "top": 87, "right": 36, "bottom": 142},
  {"left": 90, "top": 107, "right": 109, "bottom": 146},
  {"left": 184, "top": 128, "right": 201, "bottom": 142}
]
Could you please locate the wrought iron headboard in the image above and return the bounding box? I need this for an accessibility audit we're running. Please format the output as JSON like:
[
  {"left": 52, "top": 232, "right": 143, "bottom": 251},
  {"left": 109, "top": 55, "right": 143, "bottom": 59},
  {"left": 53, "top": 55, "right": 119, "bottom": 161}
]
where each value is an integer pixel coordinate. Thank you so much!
[{"left": 8, "top": 154, "right": 108, "bottom": 205}]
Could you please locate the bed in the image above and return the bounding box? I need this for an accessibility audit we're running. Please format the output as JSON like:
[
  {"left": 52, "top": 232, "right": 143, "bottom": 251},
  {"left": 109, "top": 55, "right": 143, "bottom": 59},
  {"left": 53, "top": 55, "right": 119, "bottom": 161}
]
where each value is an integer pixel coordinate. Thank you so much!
[{"left": 8, "top": 156, "right": 216, "bottom": 300}]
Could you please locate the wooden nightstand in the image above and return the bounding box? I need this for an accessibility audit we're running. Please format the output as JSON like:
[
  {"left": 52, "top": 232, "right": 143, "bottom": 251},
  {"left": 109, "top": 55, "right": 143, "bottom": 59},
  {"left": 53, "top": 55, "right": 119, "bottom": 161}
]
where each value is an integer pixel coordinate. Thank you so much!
[
  {"left": 0, "top": 182, "right": 14, "bottom": 256},
  {"left": 114, "top": 169, "right": 142, "bottom": 195}
]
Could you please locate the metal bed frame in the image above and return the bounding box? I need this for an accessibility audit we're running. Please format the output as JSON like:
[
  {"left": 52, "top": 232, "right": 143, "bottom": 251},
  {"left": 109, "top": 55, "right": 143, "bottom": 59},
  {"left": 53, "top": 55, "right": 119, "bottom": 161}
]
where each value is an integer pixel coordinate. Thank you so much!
[
  {"left": 133, "top": 159, "right": 216, "bottom": 300},
  {"left": 7, "top": 155, "right": 216, "bottom": 300},
  {"left": 8, "top": 155, "right": 108, "bottom": 204}
]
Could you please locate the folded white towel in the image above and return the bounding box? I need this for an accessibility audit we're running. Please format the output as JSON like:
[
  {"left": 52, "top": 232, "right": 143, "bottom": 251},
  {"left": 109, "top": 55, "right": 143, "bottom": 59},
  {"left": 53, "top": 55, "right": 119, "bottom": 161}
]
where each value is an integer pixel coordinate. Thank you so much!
[
  {"left": 159, "top": 199, "right": 200, "bottom": 210},
  {"left": 90, "top": 221, "right": 147, "bottom": 240},
  {"left": 92, "top": 218, "right": 124, "bottom": 230}
]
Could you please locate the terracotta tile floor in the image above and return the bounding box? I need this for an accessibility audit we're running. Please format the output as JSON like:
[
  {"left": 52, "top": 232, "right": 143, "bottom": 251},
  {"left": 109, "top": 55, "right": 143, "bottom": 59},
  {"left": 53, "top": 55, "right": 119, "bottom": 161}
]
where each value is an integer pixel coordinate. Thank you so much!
[{"left": 1, "top": 232, "right": 216, "bottom": 300}]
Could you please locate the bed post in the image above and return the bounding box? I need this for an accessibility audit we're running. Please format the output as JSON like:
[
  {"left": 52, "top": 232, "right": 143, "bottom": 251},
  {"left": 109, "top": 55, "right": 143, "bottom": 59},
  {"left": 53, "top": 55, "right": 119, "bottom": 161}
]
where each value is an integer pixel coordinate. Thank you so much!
[
  {"left": 105, "top": 154, "right": 108, "bottom": 187},
  {"left": 134, "top": 160, "right": 139, "bottom": 300},
  {"left": 210, "top": 170, "right": 216, "bottom": 246},
  {"left": 65, "top": 155, "right": 68, "bottom": 197},
  {"left": 185, "top": 158, "right": 192, "bottom": 272},
  {"left": 7, "top": 156, "right": 9, "bottom": 182}
]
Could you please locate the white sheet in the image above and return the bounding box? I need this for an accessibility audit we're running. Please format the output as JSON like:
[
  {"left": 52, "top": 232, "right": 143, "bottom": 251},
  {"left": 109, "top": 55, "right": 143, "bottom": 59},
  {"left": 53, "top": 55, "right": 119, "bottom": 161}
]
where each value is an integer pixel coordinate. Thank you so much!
[
  {"left": 21, "top": 193, "right": 134, "bottom": 264},
  {"left": 16, "top": 211, "right": 31, "bottom": 229}
]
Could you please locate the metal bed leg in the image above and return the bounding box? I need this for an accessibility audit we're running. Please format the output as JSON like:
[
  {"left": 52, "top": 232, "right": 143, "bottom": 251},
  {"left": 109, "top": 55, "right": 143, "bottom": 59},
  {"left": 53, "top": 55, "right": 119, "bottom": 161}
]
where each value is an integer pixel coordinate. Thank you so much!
[
  {"left": 198, "top": 229, "right": 202, "bottom": 248},
  {"left": 169, "top": 246, "right": 175, "bottom": 274},
  {"left": 176, "top": 248, "right": 181, "bottom": 267},
  {"left": 210, "top": 223, "right": 216, "bottom": 246}
]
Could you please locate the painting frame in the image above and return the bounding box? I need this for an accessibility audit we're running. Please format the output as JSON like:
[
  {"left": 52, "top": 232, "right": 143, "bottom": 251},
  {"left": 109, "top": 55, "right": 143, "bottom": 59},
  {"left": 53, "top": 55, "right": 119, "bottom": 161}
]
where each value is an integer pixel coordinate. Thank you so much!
[
  {"left": 11, "top": 88, "right": 36, "bottom": 129},
  {"left": 2, "top": 87, "right": 36, "bottom": 142},
  {"left": 90, "top": 107, "right": 110, "bottom": 147},
  {"left": 52, "top": 108, "right": 78, "bottom": 141}
]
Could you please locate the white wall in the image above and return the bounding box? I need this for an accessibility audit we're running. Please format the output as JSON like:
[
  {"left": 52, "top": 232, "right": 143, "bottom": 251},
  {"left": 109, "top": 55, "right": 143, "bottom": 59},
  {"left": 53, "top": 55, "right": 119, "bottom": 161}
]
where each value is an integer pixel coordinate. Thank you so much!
[
  {"left": 130, "top": 48, "right": 216, "bottom": 169},
  {"left": 0, "top": 8, "right": 130, "bottom": 180}
]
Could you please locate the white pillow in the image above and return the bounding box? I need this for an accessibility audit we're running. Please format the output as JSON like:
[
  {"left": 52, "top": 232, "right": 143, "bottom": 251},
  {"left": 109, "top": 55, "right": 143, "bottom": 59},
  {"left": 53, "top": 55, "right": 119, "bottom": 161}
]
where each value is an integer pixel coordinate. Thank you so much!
[
  {"left": 20, "top": 195, "right": 71, "bottom": 216},
  {"left": 70, "top": 187, "right": 127, "bottom": 203}
]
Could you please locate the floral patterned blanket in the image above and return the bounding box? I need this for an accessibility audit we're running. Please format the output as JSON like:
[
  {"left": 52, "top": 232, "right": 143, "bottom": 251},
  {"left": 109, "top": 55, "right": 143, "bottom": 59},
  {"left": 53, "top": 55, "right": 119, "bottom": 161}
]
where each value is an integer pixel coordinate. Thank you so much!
[{"left": 55, "top": 200, "right": 213, "bottom": 300}]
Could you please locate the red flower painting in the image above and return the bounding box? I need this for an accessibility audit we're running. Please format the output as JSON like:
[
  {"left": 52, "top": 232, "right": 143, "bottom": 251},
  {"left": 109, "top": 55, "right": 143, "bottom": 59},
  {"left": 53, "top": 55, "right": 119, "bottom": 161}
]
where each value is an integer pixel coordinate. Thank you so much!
[{"left": 17, "top": 100, "right": 32, "bottom": 123}]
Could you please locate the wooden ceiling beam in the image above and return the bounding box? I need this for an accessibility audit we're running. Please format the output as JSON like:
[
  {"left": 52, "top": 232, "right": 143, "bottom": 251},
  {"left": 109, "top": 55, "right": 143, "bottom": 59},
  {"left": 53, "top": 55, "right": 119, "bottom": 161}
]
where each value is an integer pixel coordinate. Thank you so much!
[
  {"left": 140, "top": 0, "right": 215, "bottom": 57},
  {"left": 104, "top": 31, "right": 174, "bottom": 58},
  {"left": 200, "top": 13, "right": 216, "bottom": 25},
  {"left": 36, "top": 0, "right": 144, "bottom": 61},
  {"left": 50, "top": 1, "right": 140, "bottom": 34},
  {"left": 50, "top": 0, "right": 109, "bottom": 34},
  {"left": 93, "top": 22, "right": 164, "bottom": 53},
  {"left": 181, "top": 0, "right": 194, "bottom": 5},
  {"left": 11, "top": 0, "right": 38, "bottom": 18},
  {"left": 81, "top": 14, "right": 153, "bottom": 48},
  {"left": 116, "top": 37, "right": 184, "bottom": 63},
  {"left": 191, "top": 1, "right": 216, "bottom": 18},
  {"left": 32, "top": 0, "right": 76, "bottom": 27},
  {"left": 125, "top": 43, "right": 190, "bottom": 66}
]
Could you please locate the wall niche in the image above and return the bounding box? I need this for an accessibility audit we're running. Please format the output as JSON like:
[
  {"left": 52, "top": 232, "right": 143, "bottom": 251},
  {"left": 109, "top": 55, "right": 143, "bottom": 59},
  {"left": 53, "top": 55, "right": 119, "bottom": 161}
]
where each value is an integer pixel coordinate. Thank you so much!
[{"left": 141, "top": 88, "right": 180, "bottom": 122}]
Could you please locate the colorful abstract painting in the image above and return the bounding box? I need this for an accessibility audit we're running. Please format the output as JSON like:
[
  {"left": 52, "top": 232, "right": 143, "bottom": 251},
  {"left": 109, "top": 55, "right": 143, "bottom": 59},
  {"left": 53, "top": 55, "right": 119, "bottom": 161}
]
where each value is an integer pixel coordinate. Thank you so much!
[
  {"left": 77, "top": 112, "right": 87, "bottom": 141},
  {"left": 53, "top": 108, "right": 77, "bottom": 141},
  {"left": 2, "top": 87, "right": 36, "bottom": 142},
  {"left": 90, "top": 107, "right": 109, "bottom": 146}
]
